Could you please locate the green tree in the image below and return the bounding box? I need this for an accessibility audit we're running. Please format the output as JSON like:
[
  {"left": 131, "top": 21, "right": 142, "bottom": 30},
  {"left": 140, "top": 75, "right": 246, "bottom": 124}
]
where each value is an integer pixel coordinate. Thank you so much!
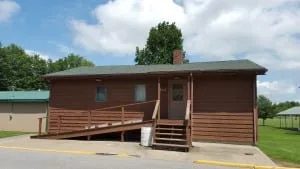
[
  {"left": 135, "top": 21, "right": 188, "bottom": 65},
  {"left": 272, "top": 101, "right": 300, "bottom": 114},
  {"left": 258, "top": 95, "right": 274, "bottom": 125},
  {"left": 49, "top": 53, "right": 94, "bottom": 72},
  {"left": 0, "top": 43, "right": 95, "bottom": 90}
]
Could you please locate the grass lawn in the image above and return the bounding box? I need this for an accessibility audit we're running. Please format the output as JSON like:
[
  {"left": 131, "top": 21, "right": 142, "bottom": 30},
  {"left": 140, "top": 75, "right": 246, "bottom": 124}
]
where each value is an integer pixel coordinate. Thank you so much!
[
  {"left": 258, "top": 125, "right": 300, "bottom": 167},
  {"left": 0, "top": 131, "right": 29, "bottom": 138}
]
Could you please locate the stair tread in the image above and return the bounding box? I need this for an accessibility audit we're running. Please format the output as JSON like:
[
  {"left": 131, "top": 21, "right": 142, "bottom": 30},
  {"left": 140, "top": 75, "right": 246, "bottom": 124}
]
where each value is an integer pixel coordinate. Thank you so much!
[
  {"left": 156, "top": 128, "right": 184, "bottom": 131},
  {"left": 156, "top": 123, "right": 185, "bottom": 126},
  {"left": 152, "top": 142, "right": 189, "bottom": 148},
  {"left": 156, "top": 132, "right": 184, "bottom": 136},
  {"left": 155, "top": 138, "right": 187, "bottom": 141},
  {"left": 157, "top": 119, "right": 185, "bottom": 126}
]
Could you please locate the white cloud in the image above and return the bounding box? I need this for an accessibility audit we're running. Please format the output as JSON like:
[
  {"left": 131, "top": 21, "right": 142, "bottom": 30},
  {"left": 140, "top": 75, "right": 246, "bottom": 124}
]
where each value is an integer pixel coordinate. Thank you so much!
[
  {"left": 257, "top": 80, "right": 299, "bottom": 102},
  {"left": 70, "top": 0, "right": 300, "bottom": 66},
  {"left": 69, "top": 0, "right": 300, "bottom": 101},
  {"left": 0, "top": 0, "right": 20, "bottom": 23},
  {"left": 25, "top": 49, "right": 50, "bottom": 60}
]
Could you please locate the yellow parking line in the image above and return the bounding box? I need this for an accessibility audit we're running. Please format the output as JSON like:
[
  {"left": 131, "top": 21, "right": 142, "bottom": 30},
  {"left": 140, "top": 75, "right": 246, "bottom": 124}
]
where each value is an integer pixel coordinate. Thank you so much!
[
  {"left": 0, "top": 145, "right": 97, "bottom": 155},
  {"left": 194, "top": 160, "right": 299, "bottom": 169}
]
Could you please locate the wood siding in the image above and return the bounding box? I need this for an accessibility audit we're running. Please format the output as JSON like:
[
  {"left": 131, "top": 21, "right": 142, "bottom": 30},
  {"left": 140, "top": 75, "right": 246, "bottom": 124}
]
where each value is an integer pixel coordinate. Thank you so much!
[
  {"left": 50, "top": 78, "right": 158, "bottom": 119},
  {"left": 48, "top": 77, "right": 166, "bottom": 133},
  {"left": 192, "top": 75, "right": 255, "bottom": 144}
]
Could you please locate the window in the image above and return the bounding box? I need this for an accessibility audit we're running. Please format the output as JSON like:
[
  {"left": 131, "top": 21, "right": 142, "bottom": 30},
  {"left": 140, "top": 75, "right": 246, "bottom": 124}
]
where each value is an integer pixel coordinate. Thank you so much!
[
  {"left": 172, "top": 84, "right": 183, "bottom": 101},
  {"left": 96, "top": 86, "right": 107, "bottom": 102},
  {"left": 135, "top": 84, "right": 146, "bottom": 102}
]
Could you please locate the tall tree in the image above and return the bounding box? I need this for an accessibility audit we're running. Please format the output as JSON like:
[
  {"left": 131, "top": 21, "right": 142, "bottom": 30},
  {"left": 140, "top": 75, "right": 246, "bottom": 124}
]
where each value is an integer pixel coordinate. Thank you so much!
[
  {"left": 272, "top": 101, "right": 300, "bottom": 114},
  {"left": 135, "top": 21, "right": 188, "bottom": 65},
  {"left": 258, "top": 95, "right": 274, "bottom": 125},
  {"left": 0, "top": 43, "right": 95, "bottom": 91},
  {"left": 49, "top": 53, "right": 94, "bottom": 72}
]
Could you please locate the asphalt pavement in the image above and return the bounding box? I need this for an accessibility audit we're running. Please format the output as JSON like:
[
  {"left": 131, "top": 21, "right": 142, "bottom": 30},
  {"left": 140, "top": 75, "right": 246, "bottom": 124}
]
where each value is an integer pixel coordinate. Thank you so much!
[{"left": 0, "top": 148, "right": 233, "bottom": 169}]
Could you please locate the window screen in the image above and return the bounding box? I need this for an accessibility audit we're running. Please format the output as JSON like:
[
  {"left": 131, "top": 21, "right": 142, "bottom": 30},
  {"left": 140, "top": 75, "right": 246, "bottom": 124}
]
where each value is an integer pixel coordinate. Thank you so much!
[
  {"left": 172, "top": 84, "right": 183, "bottom": 101},
  {"left": 96, "top": 86, "right": 107, "bottom": 102},
  {"left": 135, "top": 84, "right": 146, "bottom": 102}
]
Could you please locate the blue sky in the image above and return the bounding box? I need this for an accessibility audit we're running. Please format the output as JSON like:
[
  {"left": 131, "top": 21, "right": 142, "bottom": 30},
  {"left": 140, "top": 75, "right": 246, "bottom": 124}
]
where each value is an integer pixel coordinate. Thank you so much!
[{"left": 1, "top": 0, "right": 300, "bottom": 102}]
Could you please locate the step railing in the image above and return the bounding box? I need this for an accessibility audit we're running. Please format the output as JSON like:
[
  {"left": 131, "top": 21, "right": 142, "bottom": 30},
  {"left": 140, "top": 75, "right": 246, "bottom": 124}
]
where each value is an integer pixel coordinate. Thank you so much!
[
  {"left": 185, "top": 100, "right": 191, "bottom": 146},
  {"left": 151, "top": 100, "right": 160, "bottom": 144}
]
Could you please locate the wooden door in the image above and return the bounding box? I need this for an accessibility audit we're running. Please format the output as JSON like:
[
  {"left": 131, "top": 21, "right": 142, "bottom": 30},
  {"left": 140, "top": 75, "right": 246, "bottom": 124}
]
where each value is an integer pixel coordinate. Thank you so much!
[{"left": 168, "top": 80, "right": 187, "bottom": 119}]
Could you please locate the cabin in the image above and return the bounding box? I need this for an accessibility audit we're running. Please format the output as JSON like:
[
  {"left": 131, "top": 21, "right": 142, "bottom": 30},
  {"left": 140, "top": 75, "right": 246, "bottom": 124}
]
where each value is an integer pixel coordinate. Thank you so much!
[{"left": 33, "top": 50, "right": 267, "bottom": 151}]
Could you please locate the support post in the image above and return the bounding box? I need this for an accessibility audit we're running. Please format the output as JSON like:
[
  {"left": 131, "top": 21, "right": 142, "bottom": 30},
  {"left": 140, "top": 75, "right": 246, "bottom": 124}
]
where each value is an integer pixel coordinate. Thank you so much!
[
  {"left": 87, "top": 111, "right": 92, "bottom": 140},
  {"left": 121, "top": 107, "right": 125, "bottom": 142},
  {"left": 157, "top": 77, "right": 161, "bottom": 120},
  {"left": 121, "top": 107, "right": 124, "bottom": 124},
  {"left": 121, "top": 131, "right": 125, "bottom": 142},
  {"left": 58, "top": 115, "right": 61, "bottom": 134},
  {"left": 38, "top": 117, "right": 42, "bottom": 135},
  {"left": 292, "top": 115, "right": 294, "bottom": 128},
  {"left": 298, "top": 115, "right": 300, "bottom": 129},
  {"left": 187, "top": 76, "right": 190, "bottom": 100},
  {"left": 279, "top": 116, "right": 281, "bottom": 128},
  {"left": 285, "top": 116, "right": 287, "bottom": 128}
]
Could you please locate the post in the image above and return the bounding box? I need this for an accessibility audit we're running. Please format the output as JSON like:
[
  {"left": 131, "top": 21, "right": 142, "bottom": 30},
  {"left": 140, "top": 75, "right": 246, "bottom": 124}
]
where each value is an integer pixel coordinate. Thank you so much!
[
  {"left": 121, "top": 131, "right": 125, "bottom": 142},
  {"left": 291, "top": 115, "right": 294, "bottom": 128},
  {"left": 279, "top": 116, "right": 281, "bottom": 128},
  {"left": 87, "top": 111, "right": 92, "bottom": 140},
  {"left": 157, "top": 77, "right": 161, "bottom": 120},
  {"left": 285, "top": 116, "right": 287, "bottom": 128},
  {"left": 121, "top": 107, "right": 124, "bottom": 124},
  {"left": 187, "top": 76, "right": 190, "bottom": 100},
  {"left": 121, "top": 107, "right": 125, "bottom": 142},
  {"left": 38, "top": 117, "right": 42, "bottom": 135},
  {"left": 298, "top": 115, "right": 300, "bottom": 129},
  {"left": 58, "top": 115, "right": 61, "bottom": 134},
  {"left": 88, "top": 111, "right": 91, "bottom": 128}
]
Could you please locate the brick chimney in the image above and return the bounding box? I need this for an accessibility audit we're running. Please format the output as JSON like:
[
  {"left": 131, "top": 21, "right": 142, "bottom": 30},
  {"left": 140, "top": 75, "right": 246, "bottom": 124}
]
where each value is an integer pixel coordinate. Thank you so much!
[{"left": 173, "top": 49, "right": 183, "bottom": 64}]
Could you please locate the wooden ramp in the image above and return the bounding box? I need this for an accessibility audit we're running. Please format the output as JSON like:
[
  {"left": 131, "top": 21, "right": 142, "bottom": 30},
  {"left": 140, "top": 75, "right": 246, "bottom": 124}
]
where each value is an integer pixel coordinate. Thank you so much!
[{"left": 31, "top": 120, "right": 153, "bottom": 140}]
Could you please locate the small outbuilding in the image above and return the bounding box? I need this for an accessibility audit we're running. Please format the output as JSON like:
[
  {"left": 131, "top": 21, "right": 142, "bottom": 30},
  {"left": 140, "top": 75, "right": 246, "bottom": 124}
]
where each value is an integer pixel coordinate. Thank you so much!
[
  {"left": 277, "top": 106, "right": 300, "bottom": 129},
  {"left": 0, "top": 91, "right": 49, "bottom": 132}
]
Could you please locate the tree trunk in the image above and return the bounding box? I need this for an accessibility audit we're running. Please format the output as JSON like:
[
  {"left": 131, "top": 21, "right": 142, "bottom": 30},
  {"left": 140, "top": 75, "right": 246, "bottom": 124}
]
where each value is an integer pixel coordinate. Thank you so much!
[{"left": 262, "top": 119, "right": 265, "bottom": 126}]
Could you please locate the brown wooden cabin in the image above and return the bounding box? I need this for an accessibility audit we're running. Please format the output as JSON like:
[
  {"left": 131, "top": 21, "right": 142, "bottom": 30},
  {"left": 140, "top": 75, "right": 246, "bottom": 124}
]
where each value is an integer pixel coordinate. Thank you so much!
[{"left": 37, "top": 50, "right": 267, "bottom": 151}]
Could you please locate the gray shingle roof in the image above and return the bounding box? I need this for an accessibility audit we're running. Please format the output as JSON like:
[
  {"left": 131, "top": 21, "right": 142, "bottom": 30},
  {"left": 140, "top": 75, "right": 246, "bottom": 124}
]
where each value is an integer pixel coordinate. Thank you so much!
[
  {"left": 44, "top": 59, "right": 267, "bottom": 79},
  {"left": 278, "top": 106, "right": 300, "bottom": 116},
  {"left": 0, "top": 91, "right": 49, "bottom": 103}
]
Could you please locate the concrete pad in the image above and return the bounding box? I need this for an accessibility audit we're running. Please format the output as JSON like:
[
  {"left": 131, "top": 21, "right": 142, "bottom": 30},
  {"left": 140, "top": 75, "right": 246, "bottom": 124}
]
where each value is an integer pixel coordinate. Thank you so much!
[{"left": 0, "top": 135, "right": 276, "bottom": 167}]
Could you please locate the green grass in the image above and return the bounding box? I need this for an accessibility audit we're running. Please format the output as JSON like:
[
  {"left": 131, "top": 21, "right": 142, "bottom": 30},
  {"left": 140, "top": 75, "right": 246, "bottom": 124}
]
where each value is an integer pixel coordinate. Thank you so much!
[
  {"left": 258, "top": 125, "right": 300, "bottom": 167},
  {"left": 0, "top": 131, "right": 29, "bottom": 138}
]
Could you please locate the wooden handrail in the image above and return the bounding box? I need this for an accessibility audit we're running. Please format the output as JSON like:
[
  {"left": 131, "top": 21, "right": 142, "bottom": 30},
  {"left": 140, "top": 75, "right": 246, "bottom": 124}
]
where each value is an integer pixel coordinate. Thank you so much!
[
  {"left": 152, "top": 100, "right": 160, "bottom": 120},
  {"left": 185, "top": 100, "right": 191, "bottom": 120},
  {"left": 94, "top": 100, "right": 156, "bottom": 111}
]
